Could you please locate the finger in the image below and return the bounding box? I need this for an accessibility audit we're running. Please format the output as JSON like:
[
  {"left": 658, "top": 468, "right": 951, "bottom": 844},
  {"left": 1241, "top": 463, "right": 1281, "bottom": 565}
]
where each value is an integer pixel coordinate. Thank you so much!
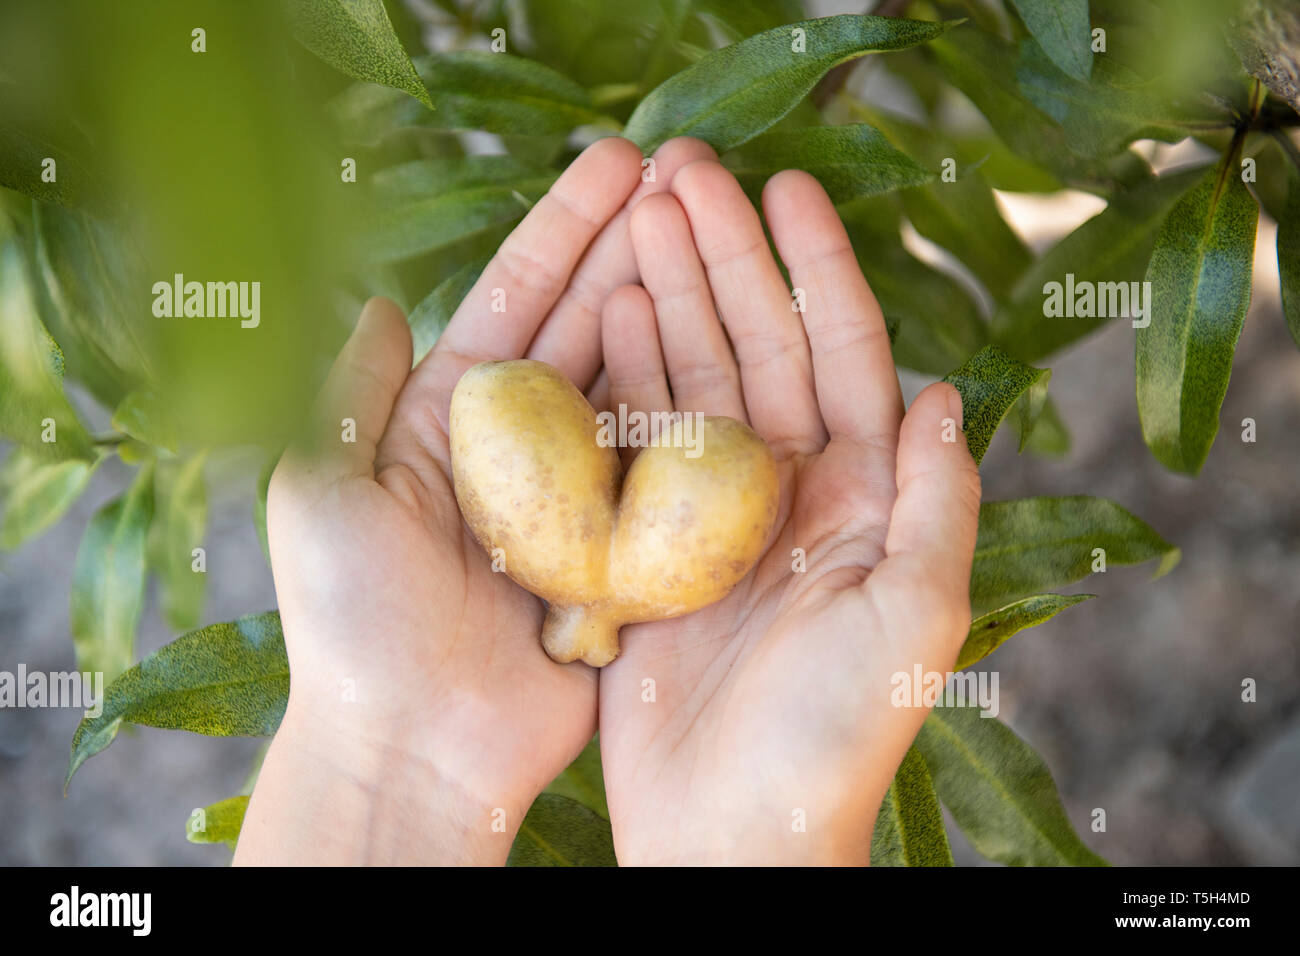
[
  {"left": 281, "top": 298, "right": 412, "bottom": 485},
  {"left": 586, "top": 367, "right": 611, "bottom": 415},
  {"left": 875, "top": 383, "right": 981, "bottom": 643},
  {"left": 670, "top": 159, "right": 823, "bottom": 454},
  {"left": 528, "top": 137, "right": 718, "bottom": 390},
  {"left": 602, "top": 284, "right": 673, "bottom": 467},
  {"left": 763, "top": 170, "right": 904, "bottom": 444},
  {"left": 629, "top": 192, "right": 746, "bottom": 422},
  {"left": 378, "top": 138, "right": 643, "bottom": 480}
]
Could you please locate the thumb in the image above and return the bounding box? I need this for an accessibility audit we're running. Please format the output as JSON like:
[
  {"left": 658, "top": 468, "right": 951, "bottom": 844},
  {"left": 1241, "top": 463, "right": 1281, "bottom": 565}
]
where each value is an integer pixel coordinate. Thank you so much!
[
  {"left": 873, "top": 382, "right": 982, "bottom": 649},
  {"left": 280, "top": 297, "right": 413, "bottom": 485}
]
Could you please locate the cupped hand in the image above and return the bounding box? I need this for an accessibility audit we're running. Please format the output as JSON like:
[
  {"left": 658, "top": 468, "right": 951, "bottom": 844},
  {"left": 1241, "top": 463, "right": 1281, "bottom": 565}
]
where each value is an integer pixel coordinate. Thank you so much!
[
  {"left": 595, "top": 159, "right": 982, "bottom": 865},
  {"left": 237, "top": 136, "right": 715, "bottom": 864}
]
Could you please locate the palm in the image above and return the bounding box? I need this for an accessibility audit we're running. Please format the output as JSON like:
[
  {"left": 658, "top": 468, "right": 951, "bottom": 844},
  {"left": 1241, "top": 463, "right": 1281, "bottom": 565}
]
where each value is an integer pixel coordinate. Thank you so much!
[{"left": 594, "top": 159, "right": 981, "bottom": 863}]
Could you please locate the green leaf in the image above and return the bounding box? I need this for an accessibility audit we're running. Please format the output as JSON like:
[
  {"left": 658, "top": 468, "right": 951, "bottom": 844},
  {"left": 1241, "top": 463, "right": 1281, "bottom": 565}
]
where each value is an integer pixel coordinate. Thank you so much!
[
  {"left": 1136, "top": 159, "right": 1259, "bottom": 474},
  {"left": 1277, "top": 163, "right": 1300, "bottom": 350},
  {"left": 371, "top": 156, "right": 545, "bottom": 201},
  {"left": 30, "top": 204, "right": 154, "bottom": 408},
  {"left": 70, "top": 462, "right": 155, "bottom": 683},
  {"left": 1014, "top": 38, "right": 1193, "bottom": 160},
  {"left": 186, "top": 795, "right": 250, "bottom": 851},
  {"left": 1017, "top": 395, "right": 1071, "bottom": 457},
  {"left": 1010, "top": 0, "right": 1093, "bottom": 82},
  {"left": 971, "top": 496, "right": 1179, "bottom": 615},
  {"left": 725, "top": 124, "right": 933, "bottom": 204},
  {"left": 286, "top": 0, "right": 434, "bottom": 110},
  {"left": 916, "top": 704, "right": 1108, "bottom": 866},
  {"left": 0, "top": 448, "right": 96, "bottom": 549},
  {"left": 66, "top": 611, "right": 288, "bottom": 789},
  {"left": 993, "top": 166, "right": 1209, "bottom": 361},
  {"left": 409, "top": 259, "right": 486, "bottom": 364},
  {"left": 544, "top": 735, "right": 609, "bottom": 819},
  {"left": 870, "top": 746, "right": 953, "bottom": 867},
  {"left": 942, "top": 345, "right": 1050, "bottom": 465},
  {"left": 902, "top": 173, "right": 1033, "bottom": 301},
  {"left": 253, "top": 452, "right": 276, "bottom": 567},
  {"left": 839, "top": 197, "right": 987, "bottom": 376},
  {"left": 0, "top": 241, "right": 95, "bottom": 461},
  {"left": 361, "top": 175, "right": 556, "bottom": 264},
  {"left": 111, "top": 387, "right": 179, "bottom": 453},
  {"left": 624, "top": 14, "right": 954, "bottom": 154},
  {"left": 334, "top": 52, "right": 613, "bottom": 142},
  {"left": 956, "top": 593, "right": 1093, "bottom": 670},
  {"left": 508, "top": 793, "right": 617, "bottom": 866},
  {"left": 149, "top": 453, "right": 209, "bottom": 633}
]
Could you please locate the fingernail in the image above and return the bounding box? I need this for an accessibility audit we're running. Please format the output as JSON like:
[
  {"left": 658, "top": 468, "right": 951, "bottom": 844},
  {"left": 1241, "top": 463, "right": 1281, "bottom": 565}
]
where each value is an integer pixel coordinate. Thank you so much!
[{"left": 947, "top": 385, "right": 964, "bottom": 430}]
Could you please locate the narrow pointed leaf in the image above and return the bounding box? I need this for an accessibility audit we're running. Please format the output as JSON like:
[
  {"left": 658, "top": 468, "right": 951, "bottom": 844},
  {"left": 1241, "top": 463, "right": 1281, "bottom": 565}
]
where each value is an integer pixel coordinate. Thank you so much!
[
  {"left": 1010, "top": 0, "right": 1093, "bottom": 81},
  {"left": 624, "top": 15, "right": 954, "bottom": 153},
  {"left": 186, "top": 795, "right": 250, "bottom": 851},
  {"left": 971, "top": 496, "right": 1179, "bottom": 615},
  {"left": 725, "top": 124, "right": 933, "bottom": 204},
  {"left": 1136, "top": 160, "right": 1258, "bottom": 474},
  {"left": 66, "top": 612, "right": 288, "bottom": 788},
  {"left": 409, "top": 259, "right": 487, "bottom": 364},
  {"left": 149, "top": 453, "right": 209, "bottom": 633},
  {"left": 508, "top": 793, "right": 617, "bottom": 866},
  {"left": 916, "top": 704, "right": 1108, "bottom": 866},
  {"left": 70, "top": 462, "right": 154, "bottom": 683},
  {"left": 957, "top": 593, "right": 1093, "bottom": 670},
  {"left": 993, "top": 166, "right": 1208, "bottom": 361},
  {"left": 942, "top": 345, "right": 1050, "bottom": 465},
  {"left": 871, "top": 746, "right": 953, "bottom": 867},
  {"left": 0, "top": 449, "right": 96, "bottom": 549},
  {"left": 286, "top": 0, "right": 434, "bottom": 110}
]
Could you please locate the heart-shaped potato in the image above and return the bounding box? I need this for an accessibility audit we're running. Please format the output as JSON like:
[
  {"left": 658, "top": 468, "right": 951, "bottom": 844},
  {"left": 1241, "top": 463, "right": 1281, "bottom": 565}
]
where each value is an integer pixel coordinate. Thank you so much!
[{"left": 449, "top": 359, "right": 778, "bottom": 666}]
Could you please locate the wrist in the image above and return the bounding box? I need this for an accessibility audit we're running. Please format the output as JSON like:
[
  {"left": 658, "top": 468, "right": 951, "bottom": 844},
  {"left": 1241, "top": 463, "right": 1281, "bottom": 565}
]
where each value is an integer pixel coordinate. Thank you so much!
[{"left": 236, "top": 696, "right": 530, "bottom": 865}]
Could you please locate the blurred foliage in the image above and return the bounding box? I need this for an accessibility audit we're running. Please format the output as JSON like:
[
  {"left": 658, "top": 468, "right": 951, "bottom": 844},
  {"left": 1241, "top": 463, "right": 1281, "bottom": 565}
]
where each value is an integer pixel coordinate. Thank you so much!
[{"left": 2, "top": 0, "right": 1295, "bottom": 866}]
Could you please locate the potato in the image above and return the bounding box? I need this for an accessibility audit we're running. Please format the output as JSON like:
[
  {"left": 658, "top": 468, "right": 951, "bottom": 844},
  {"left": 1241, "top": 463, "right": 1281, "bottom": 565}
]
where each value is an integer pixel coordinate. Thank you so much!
[{"left": 449, "top": 359, "right": 778, "bottom": 666}]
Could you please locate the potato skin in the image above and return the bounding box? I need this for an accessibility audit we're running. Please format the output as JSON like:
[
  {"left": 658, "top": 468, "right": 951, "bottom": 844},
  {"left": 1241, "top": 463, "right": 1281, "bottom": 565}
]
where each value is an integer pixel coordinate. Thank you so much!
[
  {"left": 611, "top": 416, "right": 778, "bottom": 619},
  {"left": 449, "top": 360, "right": 779, "bottom": 666},
  {"left": 449, "top": 360, "right": 620, "bottom": 606}
]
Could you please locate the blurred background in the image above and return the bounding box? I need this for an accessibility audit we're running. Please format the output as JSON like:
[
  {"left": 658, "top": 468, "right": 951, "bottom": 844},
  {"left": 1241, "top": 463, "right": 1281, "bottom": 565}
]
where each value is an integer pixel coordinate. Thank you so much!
[{"left": 1, "top": 0, "right": 1297, "bottom": 864}]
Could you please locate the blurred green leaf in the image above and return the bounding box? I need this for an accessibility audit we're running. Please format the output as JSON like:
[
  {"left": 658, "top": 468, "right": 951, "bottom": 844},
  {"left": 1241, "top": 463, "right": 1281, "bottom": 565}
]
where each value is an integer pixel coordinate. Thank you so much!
[
  {"left": 186, "top": 795, "right": 249, "bottom": 851},
  {"left": 67, "top": 611, "right": 288, "bottom": 789},
  {"left": 902, "top": 173, "right": 1033, "bottom": 301},
  {"left": 1010, "top": 0, "right": 1093, "bottom": 82},
  {"left": 544, "top": 735, "right": 609, "bottom": 819},
  {"left": 994, "top": 166, "right": 1208, "bottom": 361},
  {"left": 1137, "top": 159, "right": 1258, "bottom": 474},
  {"left": 0, "top": 448, "right": 96, "bottom": 549},
  {"left": 409, "top": 258, "right": 486, "bottom": 364},
  {"left": 1017, "top": 395, "right": 1071, "bottom": 457},
  {"left": 0, "top": 241, "right": 95, "bottom": 461},
  {"left": 253, "top": 452, "right": 276, "bottom": 567},
  {"left": 725, "top": 124, "right": 933, "bottom": 204},
  {"left": 508, "top": 793, "right": 617, "bottom": 866},
  {"left": 971, "top": 496, "right": 1179, "bottom": 615},
  {"left": 1015, "top": 39, "right": 1192, "bottom": 160},
  {"left": 840, "top": 198, "right": 987, "bottom": 375},
  {"left": 111, "top": 387, "right": 179, "bottom": 453},
  {"left": 957, "top": 593, "right": 1093, "bottom": 670},
  {"left": 30, "top": 204, "right": 153, "bottom": 408},
  {"left": 361, "top": 173, "right": 556, "bottom": 263},
  {"left": 870, "top": 746, "right": 953, "bottom": 867},
  {"left": 70, "top": 461, "right": 154, "bottom": 684},
  {"left": 917, "top": 704, "right": 1108, "bottom": 866},
  {"left": 0, "top": 91, "right": 98, "bottom": 209},
  {"left": 286, "top": 0, "right": 434, "bottom": 110},
  {"left": 149, "top": 453, "right": 209, "bottom": 633},
  {"left": 334, "top": 52, "right": 613, "bottom": 142},
  {"left": 1278, "top": 163, "right": 1300, "bottom": 349},
  {"left": 942, "top": 345, "right": 1050, "bottom": 465},
  {"left": 625, "top": 14, "right": 954, "bottom": 153},
  {"left": 695, "top": 0, "right": 807, "bottom": 41}
]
